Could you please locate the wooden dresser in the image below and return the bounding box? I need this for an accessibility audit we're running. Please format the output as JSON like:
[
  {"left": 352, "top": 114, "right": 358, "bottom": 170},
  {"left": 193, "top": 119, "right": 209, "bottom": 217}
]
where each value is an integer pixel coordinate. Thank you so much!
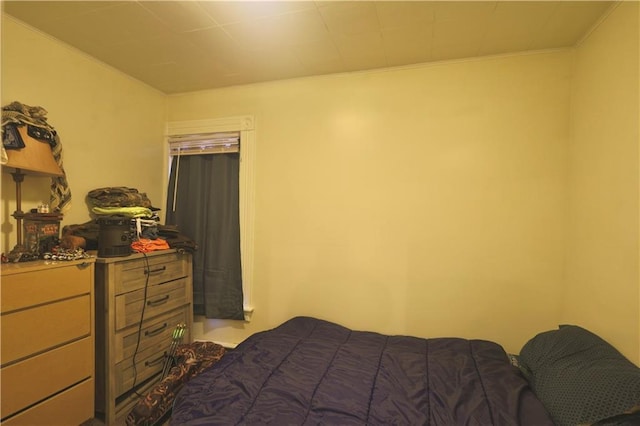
[
  {"left": 0, "top": 258, "right": 96, "bottom": 425},
  {"left": 94, "top": 250, "right": 193, "bottom": 425}
]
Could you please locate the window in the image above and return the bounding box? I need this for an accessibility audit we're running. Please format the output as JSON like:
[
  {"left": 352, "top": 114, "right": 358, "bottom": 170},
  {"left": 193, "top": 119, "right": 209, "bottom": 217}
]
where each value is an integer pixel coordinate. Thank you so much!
[{"left": 165, "top": 116, "right": 255, "bottom": 316}]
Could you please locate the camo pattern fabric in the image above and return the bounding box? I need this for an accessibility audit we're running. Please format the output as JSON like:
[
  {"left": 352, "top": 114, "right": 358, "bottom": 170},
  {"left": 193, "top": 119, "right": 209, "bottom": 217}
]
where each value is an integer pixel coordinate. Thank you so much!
[
  {"left": 88, "top": 187, "right": 154, "bottom": 208},
  {"left": 125, "top": 341, "right": 226, "bottom": 426},
  {"left": 2, "top": 101, "right": 72, "bottom": 213}
]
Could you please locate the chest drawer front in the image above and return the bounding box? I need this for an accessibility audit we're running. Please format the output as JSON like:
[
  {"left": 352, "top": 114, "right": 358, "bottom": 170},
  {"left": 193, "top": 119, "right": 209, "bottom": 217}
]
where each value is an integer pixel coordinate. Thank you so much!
[
  {"left": 115, "top": 278, "right": 189, "bottom": 330},
  {"left": 114, "top": 253, "right": 189, "bottom": 294},
  {"left": 115, "top": 341, "right": 170, "bottom": 397},
  {"left": 0, "top": 337, "right": 92, "bottom": 418},
  {"left": 1, "top": 378, "right": 94, "bottom": 426},
  {"left": 1, "top": 263, "right": 92, "bottom": 313},
  {"left": 1, "top": 295, "right": 91, "bottom": 366},
  {"left": 114, "top": 308, "right": 188, "bottom": 363}
]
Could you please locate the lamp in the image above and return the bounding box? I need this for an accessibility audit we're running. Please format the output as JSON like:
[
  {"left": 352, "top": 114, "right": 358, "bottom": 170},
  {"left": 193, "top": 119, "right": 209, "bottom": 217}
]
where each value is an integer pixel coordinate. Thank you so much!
[{"left": 2, "top": 125, "right": 63, "bottom": 257}]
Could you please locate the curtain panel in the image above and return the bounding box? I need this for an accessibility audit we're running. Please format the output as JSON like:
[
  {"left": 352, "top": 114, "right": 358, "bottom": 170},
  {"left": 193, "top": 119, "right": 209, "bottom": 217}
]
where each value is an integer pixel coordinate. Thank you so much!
[{"left": 165, "top": 153, "right": 244, "bottom": 320}]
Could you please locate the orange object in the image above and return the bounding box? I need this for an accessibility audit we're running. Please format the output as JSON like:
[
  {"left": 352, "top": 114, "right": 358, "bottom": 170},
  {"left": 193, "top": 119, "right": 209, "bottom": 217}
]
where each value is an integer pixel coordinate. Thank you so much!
[{"left": 131, "top": 238, "right": 170, "bottom": 253}]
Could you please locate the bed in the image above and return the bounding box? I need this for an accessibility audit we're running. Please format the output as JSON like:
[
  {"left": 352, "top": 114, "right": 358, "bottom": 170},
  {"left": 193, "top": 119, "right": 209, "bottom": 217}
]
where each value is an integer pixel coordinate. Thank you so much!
[
  {"left": 170, "top": 317, "right": 640, "bottom": 426},
  {"left": 171, "top": 316, "right": 551, "bottom": 425}
]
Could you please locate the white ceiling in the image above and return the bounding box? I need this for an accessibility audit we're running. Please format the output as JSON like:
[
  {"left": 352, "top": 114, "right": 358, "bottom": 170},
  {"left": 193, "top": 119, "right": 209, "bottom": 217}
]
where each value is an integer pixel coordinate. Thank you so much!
[{"left": 3, "top": 1, "right": 614, "bottom": 94}]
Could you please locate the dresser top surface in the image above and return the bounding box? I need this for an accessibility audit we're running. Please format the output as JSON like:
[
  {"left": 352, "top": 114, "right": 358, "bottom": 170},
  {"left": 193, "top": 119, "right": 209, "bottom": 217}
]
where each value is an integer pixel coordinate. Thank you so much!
[
  {"left": 1, "top": 257, "right": 96, "bottom": 276},
  {"left": 93, "top": 249, "right": 186, "bottom": 264}
]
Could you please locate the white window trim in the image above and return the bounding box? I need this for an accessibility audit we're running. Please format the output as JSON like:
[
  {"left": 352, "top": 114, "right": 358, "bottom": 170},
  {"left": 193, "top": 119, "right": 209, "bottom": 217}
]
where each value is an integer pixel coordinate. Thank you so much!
[
  {"left": 168, "top": 132, "right": 240, "bottom": 156},
  {"left": 166, "top": 115, "right": 256, "bottom": 317}
]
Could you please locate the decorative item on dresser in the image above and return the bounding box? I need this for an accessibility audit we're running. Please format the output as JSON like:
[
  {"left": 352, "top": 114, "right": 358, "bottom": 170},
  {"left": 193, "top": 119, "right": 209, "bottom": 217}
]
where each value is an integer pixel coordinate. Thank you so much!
[
  {"left": 0, "top": 258, "right": 96, "bottom": 425},
  {"left": 1, "top": 124, "right": 64, "bottom": 261},
  {"left": 2, "top": 101, "right": 72, "bottom": 262},
  {"left": 94, "top": 250, "right": 193, "bottom": 425}
]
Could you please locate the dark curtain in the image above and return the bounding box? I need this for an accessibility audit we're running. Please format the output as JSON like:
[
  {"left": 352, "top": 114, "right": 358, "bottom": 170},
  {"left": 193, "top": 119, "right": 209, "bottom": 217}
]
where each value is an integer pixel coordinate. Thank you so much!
[{"left": 165, "top": 153, "right": 244, "bottom": 320}]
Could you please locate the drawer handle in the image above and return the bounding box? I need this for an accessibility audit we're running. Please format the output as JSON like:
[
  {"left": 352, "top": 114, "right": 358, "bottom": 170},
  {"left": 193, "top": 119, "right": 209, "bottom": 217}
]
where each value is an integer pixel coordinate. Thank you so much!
[
  {"left": 145, "top": 322, "right": 168, "bottom": 337},
  {"left": 147, "top": 295, "right": 170, "bottom": 307},
  {"left": 144, "top": 266, "right": 167, "bottom": 275},
  {"left": 145, "top": 353, "right": 166, "bottom": 367}
]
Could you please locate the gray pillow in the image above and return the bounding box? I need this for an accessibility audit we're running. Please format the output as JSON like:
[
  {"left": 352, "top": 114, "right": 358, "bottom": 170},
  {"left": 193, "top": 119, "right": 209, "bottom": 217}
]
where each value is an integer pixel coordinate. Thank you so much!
[{"left": 519, "top": 325, "right": 640, "bottom": 426}]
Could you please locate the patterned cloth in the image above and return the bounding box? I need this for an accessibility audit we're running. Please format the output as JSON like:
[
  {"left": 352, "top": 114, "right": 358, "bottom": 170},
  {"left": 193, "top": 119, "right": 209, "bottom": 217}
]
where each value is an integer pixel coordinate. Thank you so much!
[
  {"left": 87, "top": 187, "right": 154, "bottom": 208},
  {"left": 126, "top": 341, "right": 226, "bottom": 426},
  {"left": 1, "top": 101, "right": 72, "bottom": 213}
]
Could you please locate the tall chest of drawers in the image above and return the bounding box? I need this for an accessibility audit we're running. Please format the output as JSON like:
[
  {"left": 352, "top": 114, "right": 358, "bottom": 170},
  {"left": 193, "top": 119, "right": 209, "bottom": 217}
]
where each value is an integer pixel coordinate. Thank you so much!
[
  {"left": 94, "top": 250, "right": 193, "bottom": 425},
  {"left": 0, "top": 259, "right": 96, "bottom": 426}
]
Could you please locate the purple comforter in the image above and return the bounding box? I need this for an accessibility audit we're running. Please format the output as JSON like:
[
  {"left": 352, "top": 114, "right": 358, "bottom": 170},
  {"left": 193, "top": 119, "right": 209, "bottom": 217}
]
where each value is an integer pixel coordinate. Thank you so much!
[{"left": 171, "top": 317, "right": 552, "bottom": 425}]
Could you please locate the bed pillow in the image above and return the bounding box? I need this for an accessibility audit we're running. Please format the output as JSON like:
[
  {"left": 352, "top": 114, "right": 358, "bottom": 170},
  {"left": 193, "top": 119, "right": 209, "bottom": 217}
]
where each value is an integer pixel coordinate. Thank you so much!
[{"left": 518, "top": 325, "right": 640, "bottom": 426}]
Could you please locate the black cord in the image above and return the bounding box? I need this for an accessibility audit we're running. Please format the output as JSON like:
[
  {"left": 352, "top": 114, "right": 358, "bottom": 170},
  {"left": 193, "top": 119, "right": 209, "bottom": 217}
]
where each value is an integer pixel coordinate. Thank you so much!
[{"left": 131, "top": 251, "right": 151, "bottom": 397}]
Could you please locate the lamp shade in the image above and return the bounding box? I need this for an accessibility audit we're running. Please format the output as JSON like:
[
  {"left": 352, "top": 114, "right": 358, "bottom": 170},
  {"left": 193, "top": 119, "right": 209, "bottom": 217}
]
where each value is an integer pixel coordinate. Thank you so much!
[{"left": 3, "top": 125, "right": 63, "bottom": 177}]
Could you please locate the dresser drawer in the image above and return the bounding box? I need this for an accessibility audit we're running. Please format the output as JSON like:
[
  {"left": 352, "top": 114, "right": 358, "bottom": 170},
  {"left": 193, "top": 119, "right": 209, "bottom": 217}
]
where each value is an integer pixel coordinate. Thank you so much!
[
  {"left": 115, "top": 341, "right": 170, "bottom": 397},
  {"left": 115, "top": 278, "right": 190, "bottom": 330},
  {"left": 1, "top": 378, "right": 94, "bottom": 426},
  {"left": 1, "top": 337, "right": 92, "bottom": 418},
  {"left": 1, "top": 295, "right": 91, "bottom": 365},
  {"left": 114, "top": 308, "right": 188, "bottom": 363},
  {"left": 1, "top": 262, "right": 92, "bottom": 313},
  {"left": 114, "top": 253, "right": 189, "bottom": 294}
]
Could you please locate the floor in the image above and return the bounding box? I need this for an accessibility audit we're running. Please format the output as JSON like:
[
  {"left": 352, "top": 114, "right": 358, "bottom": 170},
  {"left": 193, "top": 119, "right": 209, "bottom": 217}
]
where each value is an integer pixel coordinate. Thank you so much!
[
  {"left": 81, "top": 419, "right": 105, "bottom": 426},
  {"left": 82, "top": 416, "right": 171, "bottom": 426}
]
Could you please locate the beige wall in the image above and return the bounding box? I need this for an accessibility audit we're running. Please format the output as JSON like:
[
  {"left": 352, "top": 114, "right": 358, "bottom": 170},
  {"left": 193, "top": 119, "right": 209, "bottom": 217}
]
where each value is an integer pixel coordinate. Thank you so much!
[
  {"left": 3, "top": 6, "right": 637, "bottom": 362},
  {"left": 168, "top": 50, "right": 573, "bottom": 354},
  {"left": 562, "top": 2, "right": 640, "bottom": 364},
  {"left": 1, "top": 16, "right": 167, "bottom": 252}
]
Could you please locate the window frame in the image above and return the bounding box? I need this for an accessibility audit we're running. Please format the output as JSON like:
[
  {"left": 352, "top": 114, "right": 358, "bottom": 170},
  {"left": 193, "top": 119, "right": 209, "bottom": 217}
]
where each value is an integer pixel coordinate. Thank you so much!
[{"left": 165, "top": 115, "right": 255, "bottom": 316}]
